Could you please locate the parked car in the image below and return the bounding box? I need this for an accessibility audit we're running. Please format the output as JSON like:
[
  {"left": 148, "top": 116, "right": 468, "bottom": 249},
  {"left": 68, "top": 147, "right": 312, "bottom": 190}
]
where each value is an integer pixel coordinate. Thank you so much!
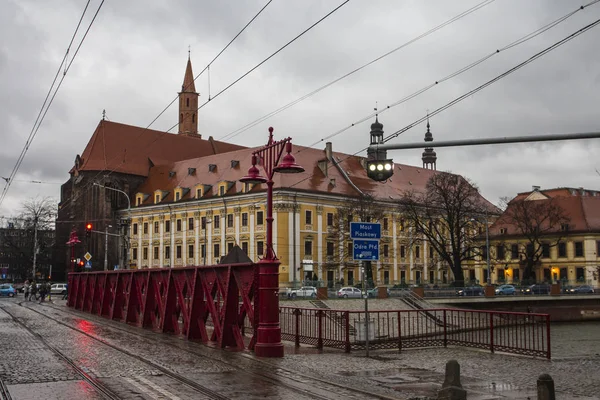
[
  {"left": 565, "top": 285, "right": 595, "bottom": 294},
  {"left": 495, "top": 284, "right": 517, "bottom": 295},
  {"left": 287, "top": 286, "right": 317, "bottom": 298},
  {"left": 367, "top": 286, "right": 390, "bottom": 298},
  {"left": 50, "top": 283, "right": 68, "bottom": 295},
  {"left": 0, "top": 284, "right": 16, "bottom": 297},
  {"left": 521, "top": 284, "right": 550, "bottom": 295},
  {"left": 337, "top": 287, "right": 363, "bottom": 298},
  {"left": 456, "top": 285, "right": 484, "bottom": 297}
]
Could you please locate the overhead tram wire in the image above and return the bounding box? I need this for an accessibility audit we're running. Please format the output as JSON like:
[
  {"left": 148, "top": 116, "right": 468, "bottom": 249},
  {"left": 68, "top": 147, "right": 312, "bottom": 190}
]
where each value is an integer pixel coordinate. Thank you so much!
[
  {"left": 0, "top": 0, "right": 104, "bottom": 208},
  {"left": 218, "top": 0, "right": 497, "bottom": 142},
  {"left": 284, "top": 15, "right": 600, "bottom": 191},
  {"left": 298, "top": 0, "right": 600, "bottom": 152},
  {"left": 59, "top": 1, "right": 350, "bottom": 217},
  {"left": 60, "top": 1, "right": 275, "bottom": 215},
  {"left": 164, "top": 0, "right": 352, "bottom": 133},
  {"left": 144, "top": 0, "right": 274, "bottom": 130}
]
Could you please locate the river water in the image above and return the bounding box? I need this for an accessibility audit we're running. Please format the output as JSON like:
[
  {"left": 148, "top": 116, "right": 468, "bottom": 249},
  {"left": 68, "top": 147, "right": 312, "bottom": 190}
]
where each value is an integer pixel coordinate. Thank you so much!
[{"left": 551, "top": 321, "right": 600, "bottom": 359}]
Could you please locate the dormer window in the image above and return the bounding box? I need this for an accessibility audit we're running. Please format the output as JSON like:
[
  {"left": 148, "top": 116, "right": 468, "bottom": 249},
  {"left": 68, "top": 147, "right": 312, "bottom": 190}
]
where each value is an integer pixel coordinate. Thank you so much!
[
  {"left": 561, "top": 223, "right": 569, "bottom": 231},
  {"left": 155, "top": 194, "right": 160, "bottom": 204},
  {"left": 136, "top": 197, "right": 142, "bottom": 206},
  {"left": 209, "top": 164, "right": 216, "bottom": 173},
  {"left": 154, "top": 190, "right": 164, "bottom": 204},
  {"left": 188, "top": 167, "right": 196, "bottom": 176},
  {"left": 231, "top": 160, "right": 239, "bottom": 168},
  {"left": 196, "top": 188, "right": 202, "bottom": 198},
  {"left": 219, "top": 186, "right": 225, "bottom": 196},
  {"left": 175, "top": 191, "right": 181, "bottom": 201},
  {"left": 135, "top": 193, "right": 147, "bottom": 206},
  {"left": 500, "top": 228, "right": 507, "bottom": 235}
]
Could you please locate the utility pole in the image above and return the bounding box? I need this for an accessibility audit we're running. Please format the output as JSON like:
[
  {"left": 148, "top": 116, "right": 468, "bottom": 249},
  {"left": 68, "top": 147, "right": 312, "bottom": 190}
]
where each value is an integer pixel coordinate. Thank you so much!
[
  {"left": 32, "top": 216, "right": 38, "bottom": 279},
  {"left": 104, "top": 225, "right": 112, "bottom": 271},
  {"left": 362, "top": 260, "right": 370, "bottom": 357}
]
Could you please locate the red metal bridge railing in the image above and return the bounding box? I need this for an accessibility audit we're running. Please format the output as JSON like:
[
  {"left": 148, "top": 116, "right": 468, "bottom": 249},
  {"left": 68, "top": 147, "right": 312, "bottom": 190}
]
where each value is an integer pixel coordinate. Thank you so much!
[{"left": 68, "top": 263, "right": 257, "bottom": 351}]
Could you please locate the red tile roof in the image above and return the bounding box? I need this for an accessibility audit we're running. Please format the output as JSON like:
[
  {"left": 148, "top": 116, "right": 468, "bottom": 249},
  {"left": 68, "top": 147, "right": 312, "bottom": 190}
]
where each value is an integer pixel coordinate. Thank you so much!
[
  {"left": 133, "top": 142, "right": 496, "bottom": 210},
  {"left": 72, "top": 120, "right": 245, "bottom": 177}
]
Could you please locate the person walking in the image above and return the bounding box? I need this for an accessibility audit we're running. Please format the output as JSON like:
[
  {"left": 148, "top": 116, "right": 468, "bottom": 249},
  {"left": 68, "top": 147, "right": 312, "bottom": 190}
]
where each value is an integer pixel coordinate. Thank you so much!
[
  {"left": 23, "top": 280, "right": 30, "bottom": 301},
  {"left": 38, "top": 281, "right": 47, "bottom": 303},
  {"left": 30, "top": 281, "right": 37, "bottom": 301},
  {"left": 46, "top": 282, "right": 52, "bottom": 302},
  {"left": 62, "top": 283, "right": 68, "bottom": 301}
]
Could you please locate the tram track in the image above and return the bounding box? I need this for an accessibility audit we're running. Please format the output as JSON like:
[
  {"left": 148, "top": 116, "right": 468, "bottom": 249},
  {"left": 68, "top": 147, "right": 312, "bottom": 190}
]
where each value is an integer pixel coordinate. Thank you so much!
[
  {"left": 1, "top": 306, "right": 121, "bottom": 400},
  {"left": 26, "top": 302, "right": 399, "bottom": 400}
]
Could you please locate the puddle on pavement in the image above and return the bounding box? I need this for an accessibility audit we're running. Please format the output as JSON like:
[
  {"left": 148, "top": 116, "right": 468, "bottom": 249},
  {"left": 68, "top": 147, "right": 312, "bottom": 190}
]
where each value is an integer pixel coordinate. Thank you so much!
[{"left": 338, "top": 368, "right": 537, "bottom": 399}]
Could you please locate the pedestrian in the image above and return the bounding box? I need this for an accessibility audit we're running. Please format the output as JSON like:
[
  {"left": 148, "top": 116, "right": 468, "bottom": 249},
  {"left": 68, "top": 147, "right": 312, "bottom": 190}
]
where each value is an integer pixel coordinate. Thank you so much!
[
  {"left": 30, "top": 281, "right": 37, "bottom": 301},
  {"left": 38, "top": 281, "right": 48, "bottom": 303},
  {"left": 46, "top": 282, "right": 52, "bottom": 302},
  {"left": 62, "top": 283, "right": 68, "bottom": 301},
  {"left": 23, "top": 280, "right": 30, "bottom": 301}
]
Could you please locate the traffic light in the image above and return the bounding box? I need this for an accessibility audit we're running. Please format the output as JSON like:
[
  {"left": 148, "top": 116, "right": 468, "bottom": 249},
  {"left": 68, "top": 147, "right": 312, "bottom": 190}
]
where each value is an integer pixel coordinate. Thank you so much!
[
  {"left": 366, "top": 159, "right": 394, "bottom": 182},
  {"left": 85, "top": 223, "right": 92, "bottom": 238},
  {"left": 78, "top": 260, "right": 84, "bottom": 268}
]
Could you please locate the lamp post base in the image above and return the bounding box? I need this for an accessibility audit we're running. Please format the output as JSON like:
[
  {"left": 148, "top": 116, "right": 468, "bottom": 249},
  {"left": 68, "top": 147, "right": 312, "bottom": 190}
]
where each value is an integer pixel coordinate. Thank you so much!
[
  {"left": 255, "top": 257, "right": 284, "bottom": 358},
  {"left": 254, "top": 341, "right": 284, "bottom": 358}
]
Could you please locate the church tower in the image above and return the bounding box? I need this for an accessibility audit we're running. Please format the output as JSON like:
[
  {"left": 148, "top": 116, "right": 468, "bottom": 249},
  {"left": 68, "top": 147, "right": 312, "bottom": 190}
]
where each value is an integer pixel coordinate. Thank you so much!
[
  {"left": 421, "top": 116, "right": 437, "bottom": 170},
  {"left": 178, "top": 56, "right": 199, "bottom": 136}
]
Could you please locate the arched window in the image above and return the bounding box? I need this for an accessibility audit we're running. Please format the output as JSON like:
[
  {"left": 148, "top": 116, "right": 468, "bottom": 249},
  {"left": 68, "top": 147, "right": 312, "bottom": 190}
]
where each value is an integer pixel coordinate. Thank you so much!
[
  {"left": 192, "top": 113, "right": 195, "bottom": 123},
  {"left": 186, "top": 98, "right": 189, "bottom": 107},
  {"left": 180, "top": 113, "right": 183, "bottom": 123}
]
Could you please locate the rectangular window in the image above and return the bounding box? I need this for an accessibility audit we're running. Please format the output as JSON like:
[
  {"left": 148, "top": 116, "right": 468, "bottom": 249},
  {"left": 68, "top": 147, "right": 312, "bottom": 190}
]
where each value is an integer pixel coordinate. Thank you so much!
[
  {"left": 526, "top": 243, "right": 534, "bottom": 257},
  {"left": 326, "top": 213, "right": 333, "bottom": 227},
  {"left": 326, "top": 242, "right": 334, "bottom": 256},
  {"left": 400, "top": 245, "right": 406, "bottom": 258},
  {"left": 575, "top": 241, "right": 584, "bottom": 257},
  {"left": 597, "top": 241, "right": 600, "bottom": 257},
  {"left": 256, "top": 241, "right": 264, "bottom": 256},
  {"left": 201, "top": 216, "right": 207, "bottom": 230},
  {"left": 227, "top": 242, "right": 234, "bottom": 253},
  {"left": 576, "top": 267, "right": 585, "bottom": 281},
  {"left": 558, "top": 242, "right": 567, "bottom": 257},
  {"left": 383, "top": 244, "right": 389, "bottom": 257},
  {"left": 347, "top": 242, "right": 352, "bottom": 257},
  {"left": 305, "top": 210, "right": 312, "bottom": 225},
  {"left": 133, "top": 224, "right": 138, "bottom": 235},
  {"left": 132, "top": 248, "right": 138, "bottom": 260},
  {"left": 188, "top": 218, "right": 194, "bottom": 230},
  {"left": 136, "top": 197, "right": 142, "bottom": 206},
  {"left": 155, "top": 194, "right": 160, "bottom": 203},
  {"left": 196, "top": 188, "right": 202, "bottom": 198},
  {"left": 175, "top": 191, "right": 180, "bottom": 201},
  {"left": 219, "top": 186, "right": 225, "bottom": 196},
  {"left": 143, "top": 222, "right": 148, "bottom": 234},
  {"left": 227, "top": 214, "right": 233, "bottom": 228},
  {"left": 511, "top": 244, "right": 519, "bottom": 259},
  {"left": 400, "top": 219, "right": 405, "bottom": 231},
  {"left": 542, "top": 243, "right": 550, "bottom": 258},
  {"left": 213, "top": 215, "right": 220, "bottom": 229},
  {"left": 165, "top": 220, "right": 171, "bottom": 233},
  {"left": 176, "top": 245, "right": 182, "bottom": 259},
  {"left": 415, "top": 246, "right": 420, "bottom": 259},
  {"left": 176, "top": 219, "right": 182, "bottom": 232},
  {"left": 256, "top": 211, "right": 264, "bottom": 225},
  {"left": 429, "top": 246, "right": 434, "bottom": 259},
  {"left": 481, "top": 245, "right": 488, "bottom": 259},
  {"left": 304, "top": 241, "right": 312, "bottom": 256},
  {"left": 497, "top": 245, "right": 505, "bottom": 260},
  {"left": 241, "top": 242, "right": 248, "bottom": 254},
  {"left": 165, "top": 246, "right": 170, "bottom": 259},
  {"left": 201, "top": 244, "right": 206, "bottom": 258},
  {"left": 214, "top": 243, "right": 220, "bottom": 258},
  {"left": 154, "top": 221, "right": 159, "bottom": 234},
  {"left": 188, "top": 244, "right": 194, "bottom": 259},
  {"left": 242, "top": 213, "right": 248, "bottom": 227},
  {"left": 153, "top": 247, "right": 159, "bottom": 259},
  {"left": 143, "top": 247, "right": 148, "bottom": 260},
  {"left": 383, "top": 218, "right": 388, "bottom": 231}
]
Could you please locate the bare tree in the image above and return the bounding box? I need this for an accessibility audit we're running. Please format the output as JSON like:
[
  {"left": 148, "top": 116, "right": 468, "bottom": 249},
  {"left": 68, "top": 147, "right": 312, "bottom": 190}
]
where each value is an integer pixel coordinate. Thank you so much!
[
  {"left": 0, "top": 197, "right": 56, "bottom": 279},
  {"left": 326, "top": 194, "right": 388, "bottom": 286},
  {"left": 399, "top": 172, "right": 491, "bottom": 287},
  {"left": 495, "top": 196, "right": 570, "bottom": 283}
]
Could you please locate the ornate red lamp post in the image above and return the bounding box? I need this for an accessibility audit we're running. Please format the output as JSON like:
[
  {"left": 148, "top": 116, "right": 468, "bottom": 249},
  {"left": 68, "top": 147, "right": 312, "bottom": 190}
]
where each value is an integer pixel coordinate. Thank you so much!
[
  {"left": 240, "top": 127, "right": 304, "bottom": 357},
  {"left": 66, "top": 229, "right": 81, "bottom": 273}
]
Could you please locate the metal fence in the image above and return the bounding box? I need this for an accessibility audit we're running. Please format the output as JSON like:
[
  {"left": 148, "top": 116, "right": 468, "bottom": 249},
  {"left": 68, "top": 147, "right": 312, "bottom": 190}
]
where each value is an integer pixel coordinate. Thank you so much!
[{"left": 277, "top": 306, "right": 551, "bottom": 359}]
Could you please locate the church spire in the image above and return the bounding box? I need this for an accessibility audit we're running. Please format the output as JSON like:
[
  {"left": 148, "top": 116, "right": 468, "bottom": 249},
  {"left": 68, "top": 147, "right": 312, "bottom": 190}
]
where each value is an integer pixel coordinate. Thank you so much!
[
  {"left": 178, "top": 55, "right": 200, "bottom": 136},
  {"left": 422, "top": 113, "right": 437, "bottom": 170}
]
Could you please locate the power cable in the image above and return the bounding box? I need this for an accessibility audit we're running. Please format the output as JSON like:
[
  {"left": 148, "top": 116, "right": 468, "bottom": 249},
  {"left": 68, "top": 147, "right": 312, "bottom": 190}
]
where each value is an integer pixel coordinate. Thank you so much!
[
  {"left": 299, "top": 0, "right": 600, "bottom": 151},
  {"left": 144, "top": 0, "right": 274, "bottom": 130},
  {"left": 218, "top": 0, "right": 496, "bottom": 142},
  {"left": 62, "top": 0, "right": 351, "bottom": 216},
  {"left": 284, "top": 15, "right": 600, "bottom": 191},
  {"left": 0, "top": 0, "right": 105, "bottom": 208}
]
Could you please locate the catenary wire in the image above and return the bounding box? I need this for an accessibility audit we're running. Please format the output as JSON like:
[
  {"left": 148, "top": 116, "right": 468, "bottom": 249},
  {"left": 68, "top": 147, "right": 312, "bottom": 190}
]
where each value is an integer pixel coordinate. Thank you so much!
[
  {"left": 217, "top": 0, "right": 496, "bottom": 142},
  {"left": 283, "top": 15, "right": 600, "bottom": 192},
  {"left": 0, "top": 0, "right": 105, "bottom": 208},
  {"left": 144, "top": 0, "right": 274, "bottom": 130},
  {"left": 298, "top": 0, "right": 600, "bottom": 151},
  {"left": 61, "top": 0, "right": 352, "bottom": 217}
]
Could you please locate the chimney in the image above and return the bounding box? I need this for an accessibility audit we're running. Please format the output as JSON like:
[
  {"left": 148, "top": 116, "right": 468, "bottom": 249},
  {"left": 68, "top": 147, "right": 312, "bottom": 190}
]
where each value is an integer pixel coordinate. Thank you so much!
[
  {"left": 325, "top": 142, "right": 332, "bottom": 160},
  {"left": 532, "top": 185, "right": 540, "bottom": 192}
]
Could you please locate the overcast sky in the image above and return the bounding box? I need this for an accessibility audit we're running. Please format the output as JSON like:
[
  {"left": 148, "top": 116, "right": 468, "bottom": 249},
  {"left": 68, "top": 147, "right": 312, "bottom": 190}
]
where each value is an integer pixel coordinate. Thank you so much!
[{"left": 1, "top": 0, "right": 599, "bottom": 218}]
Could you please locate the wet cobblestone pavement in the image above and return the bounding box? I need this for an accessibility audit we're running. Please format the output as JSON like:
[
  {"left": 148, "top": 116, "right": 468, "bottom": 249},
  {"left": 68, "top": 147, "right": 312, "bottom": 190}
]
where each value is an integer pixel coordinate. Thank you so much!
[{"left": 0, "top": 297, "right": 598, "bottom": 399}]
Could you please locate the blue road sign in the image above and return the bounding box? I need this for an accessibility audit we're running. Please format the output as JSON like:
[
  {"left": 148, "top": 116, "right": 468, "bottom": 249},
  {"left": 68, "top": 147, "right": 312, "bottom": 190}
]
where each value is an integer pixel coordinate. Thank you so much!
[
  {"left": 352, "top": 240, "right": 380, "bottom": 261},
  {"left": 85, "top": 261, "right": 92, "bottom": 269},
  {"left": 350, "top": 222, "right": 381, "bottom": 240}
]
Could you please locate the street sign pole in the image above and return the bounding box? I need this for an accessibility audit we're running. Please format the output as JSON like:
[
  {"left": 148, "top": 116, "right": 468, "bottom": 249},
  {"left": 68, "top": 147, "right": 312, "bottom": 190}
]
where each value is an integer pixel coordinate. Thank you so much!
[{"left": 362, "top": 261, "right": 370, "bottom": 357}]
